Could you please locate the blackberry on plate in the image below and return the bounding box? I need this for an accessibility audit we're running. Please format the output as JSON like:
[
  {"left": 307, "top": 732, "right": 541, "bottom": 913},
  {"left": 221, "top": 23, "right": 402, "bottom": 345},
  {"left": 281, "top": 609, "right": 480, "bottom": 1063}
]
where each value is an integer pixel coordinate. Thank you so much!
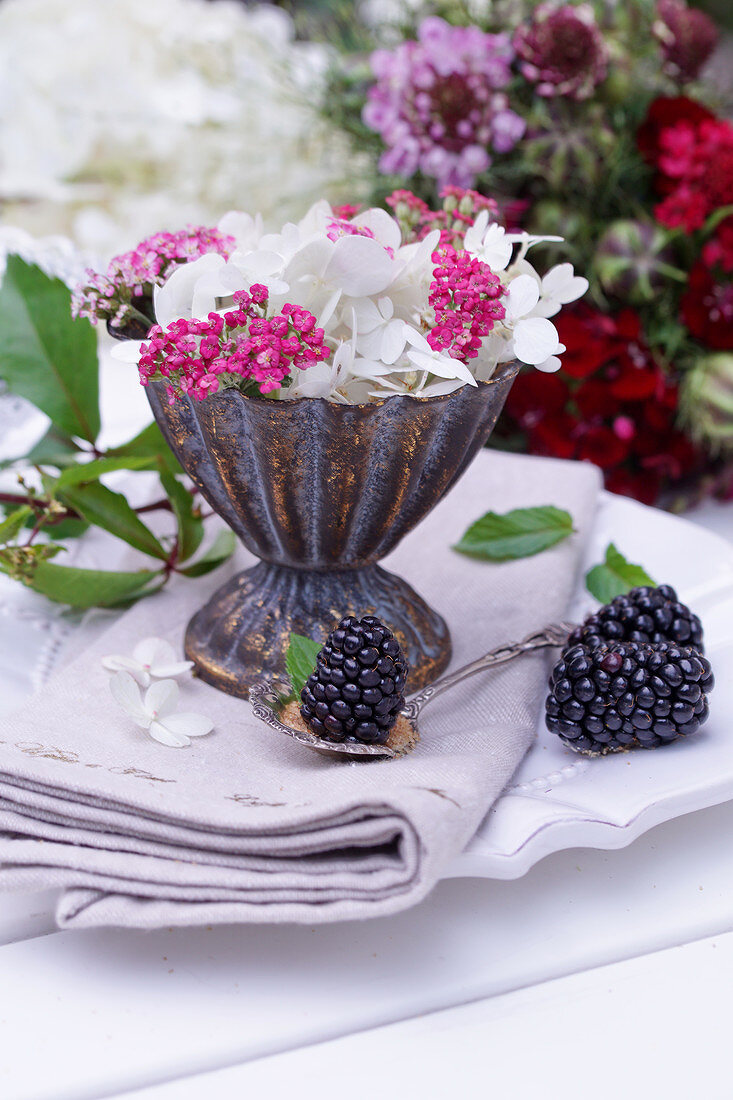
[
  {"left": 546, "top": 641, "right": 714, "bottom": 756},
  {"left": 299, "top": 615, "right": 408, "bottom": 745},
  {"left": 566, "top": 584, "right": 704, "bottom": 655}
]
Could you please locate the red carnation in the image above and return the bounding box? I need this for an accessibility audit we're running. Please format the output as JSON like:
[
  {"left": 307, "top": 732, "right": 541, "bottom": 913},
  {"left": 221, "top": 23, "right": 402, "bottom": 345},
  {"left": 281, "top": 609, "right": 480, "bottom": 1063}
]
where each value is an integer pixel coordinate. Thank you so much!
[
  {"left": 637, "top": 95, "right": 714, "bottom": 165},
  {"left": 681, "top": 263, "right": 733, "bottom": 350},
  {"left": 500, "top": 303, "right": 702, "bottom": 504},
  {"left": 644, "top": 108, "right": 733, "bottom": 232},
  {"left": 702, "top": 216, "right": 733, "bottom": 274}
]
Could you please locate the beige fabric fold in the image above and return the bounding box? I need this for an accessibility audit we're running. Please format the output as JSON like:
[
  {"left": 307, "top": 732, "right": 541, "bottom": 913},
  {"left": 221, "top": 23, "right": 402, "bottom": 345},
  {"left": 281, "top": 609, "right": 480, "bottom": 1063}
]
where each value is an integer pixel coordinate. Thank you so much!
[{"left": 0, "top": 451, "right": 601, "bottom": 929}]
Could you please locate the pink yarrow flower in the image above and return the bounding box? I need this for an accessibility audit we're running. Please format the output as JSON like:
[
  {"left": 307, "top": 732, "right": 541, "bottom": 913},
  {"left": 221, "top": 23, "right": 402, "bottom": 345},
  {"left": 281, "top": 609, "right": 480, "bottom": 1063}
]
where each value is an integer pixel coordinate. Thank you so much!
[
  {"left": 71, "top": 226, "right": 235, "bottom": 336},
  {"left": 137, "top": 285, "right": 329, "bottom": 402},
  {"left": 427, "top": 245, "right": 506, "bottom": 361}
]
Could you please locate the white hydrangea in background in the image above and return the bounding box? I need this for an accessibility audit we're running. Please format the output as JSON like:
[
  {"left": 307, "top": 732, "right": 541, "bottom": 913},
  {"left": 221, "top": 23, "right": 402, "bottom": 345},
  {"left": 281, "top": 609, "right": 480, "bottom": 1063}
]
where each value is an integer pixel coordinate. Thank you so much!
[{"left": 0, "top": 0, "right": 370, "bottom": 259}]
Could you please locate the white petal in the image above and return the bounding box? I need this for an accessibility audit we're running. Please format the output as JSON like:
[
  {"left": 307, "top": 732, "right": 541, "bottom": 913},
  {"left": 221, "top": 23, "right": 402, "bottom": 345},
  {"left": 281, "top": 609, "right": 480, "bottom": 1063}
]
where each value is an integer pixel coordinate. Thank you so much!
[
  {"left": 535, "top": 355, "right": 563, "bottom": 373},
  {"left": 217, "top": 210, "right": 262, "bottom": 248},
  {"left": 144, "top": 678, "right": 179, "bottom": 718},
  {"left": 102, "top": 655, "right": 150, "bottom": 688},
  {"left": 506, "top": 274, "right": 540, "bottom": 320},
  {"left": 154, "top": 253, "right": 225, "bottom": 327},
  {"left": 133, "top": 637, "right": 172, "bottom": 667},
  {"left": 149, "top": 720, "right": 190, "bottom": 748},
  {"left": 109, "top": 340, "right": 144, "bottom": 365},
  {"left": 151, "top": 661, "right": 195, "bottom": 679},
  {"left": 541, "top": 264, "right": 588, "bottom": 304},
  {"left": 377, "top": 296, "right": 394, "bottom": 321},
  {"left": 513, "top": 318, "right": 562, "bottom": 366},
  {"left": 403, "top": 326, "right": 431, "bottom": 352},
  {"left": 326, "top": 236, "right": 395, "bottom": 296},
  {"left": 407, "top": 348, "right": 477, "bottom": 384},
  {"left": 380, "top": 320, "right": 409, "bottom": 365},
  {"left": 109, "top": 672, "right": 150, "bottom": 728},
  {"left": 161, "top": 713, "right": 214, "bottom": 738},
  {"left": 285, "top": 238, "right": 333, "bottom": 281},
  {"left": 350, "top": 208, "right": 402, "bottom": 253},
  {"left": 350, "top": 358, "right": 396, "bottom": 379},
  {"left": 287, "top": 361, "right": 335, "bottom": 398},
  {"left": 351, "top": 298, "right": 384, "bottom": 333},
  {"left": 102, "top": 654, "right": 142, "bottom": 674},
  {"left": 418, "top": 377, "right": 468, "bottom": 397},
  {"left": 479, "top": 225, "right": 513, "bottom": 272}
]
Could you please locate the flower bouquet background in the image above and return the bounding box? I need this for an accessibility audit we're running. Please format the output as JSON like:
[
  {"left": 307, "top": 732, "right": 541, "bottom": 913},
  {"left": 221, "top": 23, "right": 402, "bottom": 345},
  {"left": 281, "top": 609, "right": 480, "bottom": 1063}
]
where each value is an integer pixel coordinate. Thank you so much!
[{"left": 316, "top": 0, "right": 733, "bottom": 507}]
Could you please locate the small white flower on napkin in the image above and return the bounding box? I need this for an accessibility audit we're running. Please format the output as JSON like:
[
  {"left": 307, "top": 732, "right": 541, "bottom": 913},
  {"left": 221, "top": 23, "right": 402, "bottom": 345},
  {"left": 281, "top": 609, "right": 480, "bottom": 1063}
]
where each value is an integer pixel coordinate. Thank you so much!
[
  {"left": 109, "top": 673, "right": 214, "bottom": 749},
  {"left": 102, "top": 638, "right": 194, "bottom": 687}
]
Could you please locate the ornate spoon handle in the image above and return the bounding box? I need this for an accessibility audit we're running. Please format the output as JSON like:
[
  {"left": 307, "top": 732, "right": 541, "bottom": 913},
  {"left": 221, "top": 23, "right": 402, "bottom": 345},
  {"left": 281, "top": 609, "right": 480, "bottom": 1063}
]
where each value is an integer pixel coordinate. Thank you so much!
[{"left": 403, "top": 621, "right": 575, "bottom": 720}]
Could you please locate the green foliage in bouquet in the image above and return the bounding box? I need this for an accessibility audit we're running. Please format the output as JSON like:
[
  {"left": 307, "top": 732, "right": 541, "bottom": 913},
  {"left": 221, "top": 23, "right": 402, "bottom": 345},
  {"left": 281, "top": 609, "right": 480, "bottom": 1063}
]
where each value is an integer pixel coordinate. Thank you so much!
[{"left": 0, "top": 258, "right": 235, "bottom": 609}]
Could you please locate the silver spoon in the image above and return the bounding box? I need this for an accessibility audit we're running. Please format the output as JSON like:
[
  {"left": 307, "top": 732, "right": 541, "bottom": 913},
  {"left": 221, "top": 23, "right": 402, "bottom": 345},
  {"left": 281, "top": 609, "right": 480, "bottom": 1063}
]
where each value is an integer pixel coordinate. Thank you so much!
[{"left": 249, "top": 621, "right": 574, "bottom": 761}]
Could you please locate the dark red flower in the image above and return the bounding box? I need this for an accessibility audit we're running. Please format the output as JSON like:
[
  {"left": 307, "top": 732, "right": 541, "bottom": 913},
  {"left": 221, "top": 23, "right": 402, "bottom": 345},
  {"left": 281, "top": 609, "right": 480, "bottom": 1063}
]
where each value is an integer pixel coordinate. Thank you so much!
[
  {"left": 505, "top": 370, "right": 569, "bottom": 423},
  {"left": 702, "top": 216, "right": 733, "bottom": 274},
  {"left": 643, "top": 108, "right": 733, "bottom": 232},
  {"left": 637, "top": 95, "right": 714, "bottom": 165},
  {"left": 495, "top": 302, "right": 703, "bottom": 504},
  {"left": 530, "top": 412, "right": 579, "bottom": 461},
  {"left": 681, "top": 262, "right": 733, "bottom": 350},
  {"left": 576, "top": 425, "right": 631, "bottom": 469},
  {"left": 654, "top": 0, "right": 718, "bottom": 83},
  {"left": 605, "top": 468, "right": 662, "bottom": 506}
]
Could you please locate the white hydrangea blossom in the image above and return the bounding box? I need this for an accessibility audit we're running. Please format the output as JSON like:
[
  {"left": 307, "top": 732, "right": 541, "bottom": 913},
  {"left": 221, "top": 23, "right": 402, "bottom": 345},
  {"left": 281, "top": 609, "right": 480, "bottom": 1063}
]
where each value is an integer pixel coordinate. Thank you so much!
[
  {"left": 117, "top": 199, "right": 589, "bottom": 403},
  {"left": 0, "top": 0, "right": 369, "bottom": 257}
]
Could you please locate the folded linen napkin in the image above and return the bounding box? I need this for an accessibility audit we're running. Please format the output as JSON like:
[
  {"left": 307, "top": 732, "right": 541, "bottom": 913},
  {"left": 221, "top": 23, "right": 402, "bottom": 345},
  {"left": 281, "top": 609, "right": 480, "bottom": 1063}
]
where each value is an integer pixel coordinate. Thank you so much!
[{"left": 0, "top": 451, "right": 600, "bottom": 929}]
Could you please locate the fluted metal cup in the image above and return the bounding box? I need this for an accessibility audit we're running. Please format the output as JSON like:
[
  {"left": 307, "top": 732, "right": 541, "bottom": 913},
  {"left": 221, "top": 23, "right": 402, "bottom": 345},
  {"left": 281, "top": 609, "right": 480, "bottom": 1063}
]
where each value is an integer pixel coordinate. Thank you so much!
[{"left": 148, "top": 361, "right": 519, "bottom": 696}]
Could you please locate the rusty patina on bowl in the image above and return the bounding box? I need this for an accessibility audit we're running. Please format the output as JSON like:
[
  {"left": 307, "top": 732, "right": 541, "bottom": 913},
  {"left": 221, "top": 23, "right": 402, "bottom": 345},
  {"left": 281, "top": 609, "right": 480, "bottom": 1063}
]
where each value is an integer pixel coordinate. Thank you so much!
[{"left": 147, "top": 361, "right": 520, "bottom": 696}]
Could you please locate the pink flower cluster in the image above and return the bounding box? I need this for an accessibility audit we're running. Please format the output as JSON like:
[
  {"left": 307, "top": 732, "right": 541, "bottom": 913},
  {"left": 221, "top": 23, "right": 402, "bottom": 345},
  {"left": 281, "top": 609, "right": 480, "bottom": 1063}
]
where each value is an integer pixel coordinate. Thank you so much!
[
  {"left": 137, "top": 285, "right": 329, "bottom": 402},
  {"left": 363, "top": 17, "right": 525, "bottom": 189},
  {"left": 72, "top": 226, "right": 235, "bottom": 335},
  {"left": 654, "top": 116, "right": 733, "bottom": 231},
  {"left": 386, "top": 186, "right": 499, "bottom": 246},
  {"left": 427, "top": 246, "right": 506, "bottom": 361}
]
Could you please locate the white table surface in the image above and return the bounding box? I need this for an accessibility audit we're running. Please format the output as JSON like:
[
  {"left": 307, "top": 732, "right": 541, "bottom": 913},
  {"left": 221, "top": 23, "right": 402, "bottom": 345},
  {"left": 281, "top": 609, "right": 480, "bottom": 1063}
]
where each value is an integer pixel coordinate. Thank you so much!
[{"left": 1, "top": 353, "right": 732, "bottom": 1099}]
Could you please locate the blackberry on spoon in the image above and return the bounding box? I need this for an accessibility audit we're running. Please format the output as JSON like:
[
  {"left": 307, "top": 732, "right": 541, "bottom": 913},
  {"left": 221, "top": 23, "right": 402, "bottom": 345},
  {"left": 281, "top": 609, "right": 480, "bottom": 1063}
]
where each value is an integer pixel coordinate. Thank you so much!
[{"left": 300, "top": 614, "right": 408, "bottom": 745}]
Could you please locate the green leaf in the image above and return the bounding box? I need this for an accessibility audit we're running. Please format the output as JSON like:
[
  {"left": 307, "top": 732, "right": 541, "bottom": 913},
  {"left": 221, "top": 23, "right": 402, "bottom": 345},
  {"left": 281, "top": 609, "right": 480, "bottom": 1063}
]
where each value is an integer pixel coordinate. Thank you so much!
[
  {"left": 453, "top": 505, "right": 575, "bottom": 561},
  {"left": 42, "top": 516, "right": 90, "bottom": 541},
  {"left": 286, "top": 632, "right": 322, "bottom": 697},
  {"left": 4, "top": 561, "right": 162, "bottom": 609},
  {"left": 0, "top": 257, "right": 100, "bottom": 442},
  {"left": 56, "top": 481, "right": 168, "bottom": 561},
  {"left": 585, "top": 543, "right": 656, "bottom": 604},
  {"left": 159, "top": 471, "right": 204, "bottom": 563},
  {"left": 108, "top": 420, "right": 183, "bottom": 473},
  {"left": 0, "top": 506, "right": 34, "bottom": 543},
  {"left": 54, "top": 454, "right": 155, "bottom": 489},
  {"left": 177, "top": 529, "right": 236, "bottom": 577}
]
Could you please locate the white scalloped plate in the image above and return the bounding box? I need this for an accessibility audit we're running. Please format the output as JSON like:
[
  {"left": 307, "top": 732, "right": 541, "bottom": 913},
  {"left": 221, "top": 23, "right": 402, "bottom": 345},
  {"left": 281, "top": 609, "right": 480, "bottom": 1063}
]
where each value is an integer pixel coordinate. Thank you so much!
[{"left": 446, "top": 491, "right": 733, "bottom": 881}]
